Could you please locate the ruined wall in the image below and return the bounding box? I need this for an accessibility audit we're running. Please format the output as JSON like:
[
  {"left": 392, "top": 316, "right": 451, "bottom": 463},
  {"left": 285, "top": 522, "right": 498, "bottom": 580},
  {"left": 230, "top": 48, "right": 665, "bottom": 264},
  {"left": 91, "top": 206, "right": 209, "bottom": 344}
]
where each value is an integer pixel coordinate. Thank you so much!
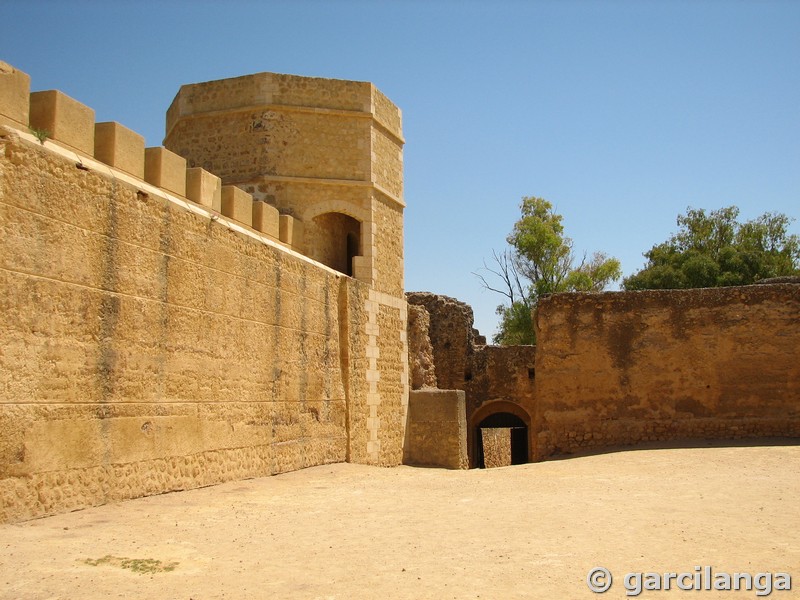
[
  {"left": 534, "top": 286, "right": 800, "bottom": 459},
  {"left": 468, "top": 345, "right": 537, "bottom": 418},
  {"left": 405, "top": 292, "right": 477, "bottom": 390},
  {"left": 406, "top": 292, "right": 536, "bottom": 466},
  {"left": 466, "top": 345, "right": 537, "bottom": 466},
  {"left": 407, "top": 304, "right": 437, "bottom": 390}
]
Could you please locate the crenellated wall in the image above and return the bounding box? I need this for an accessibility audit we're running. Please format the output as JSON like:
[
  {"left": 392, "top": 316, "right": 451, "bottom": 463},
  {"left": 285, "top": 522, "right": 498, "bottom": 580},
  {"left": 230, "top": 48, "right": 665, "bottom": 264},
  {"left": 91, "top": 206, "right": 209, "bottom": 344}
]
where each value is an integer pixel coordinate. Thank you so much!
[{"left": 0, "top": 62, "right": 408, "bottom": 523}]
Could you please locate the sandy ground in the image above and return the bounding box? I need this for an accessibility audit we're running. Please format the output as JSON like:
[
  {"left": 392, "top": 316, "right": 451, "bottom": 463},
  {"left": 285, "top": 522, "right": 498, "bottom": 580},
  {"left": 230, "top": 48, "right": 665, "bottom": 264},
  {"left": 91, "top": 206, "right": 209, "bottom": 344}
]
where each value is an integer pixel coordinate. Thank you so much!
[{"left": 1, "top": 442, "right": 798, "bottom": 600}]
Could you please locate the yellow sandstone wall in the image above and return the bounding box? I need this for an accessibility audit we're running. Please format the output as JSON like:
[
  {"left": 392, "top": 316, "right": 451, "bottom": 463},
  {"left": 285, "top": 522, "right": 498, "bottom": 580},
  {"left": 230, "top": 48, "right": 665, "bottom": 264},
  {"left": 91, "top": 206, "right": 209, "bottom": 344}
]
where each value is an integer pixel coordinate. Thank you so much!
[
  {"left": 163, "top": 71, "right": 409, "bottom": 466},
  {"left": 533, "top": 286, "right": 800, "bottom": 459},
  {"left": 0, "top": 64, "right": 408, "bottom": 522},
  {"left": 0, "top": 132, "right": 352, "bottom": 521},
  {"left": 404, "top": 390, "right": 468, "bottom": 470}
]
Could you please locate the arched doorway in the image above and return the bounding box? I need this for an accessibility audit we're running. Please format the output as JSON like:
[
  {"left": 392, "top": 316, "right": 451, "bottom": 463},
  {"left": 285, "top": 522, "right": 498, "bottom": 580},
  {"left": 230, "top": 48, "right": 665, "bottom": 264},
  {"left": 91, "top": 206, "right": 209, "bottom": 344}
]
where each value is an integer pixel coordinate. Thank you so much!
[
  {"left": 475, "top": 412, "right": 528, "bottom": 468},
  {"left": 469, "top": 401, "right": 532, "bottom": 468},
  {"left": 475, "top": 413, "right": 528, "bottom": 469},
  {"left": 306, "top": 212, "right": 361, "bottom": 276}
]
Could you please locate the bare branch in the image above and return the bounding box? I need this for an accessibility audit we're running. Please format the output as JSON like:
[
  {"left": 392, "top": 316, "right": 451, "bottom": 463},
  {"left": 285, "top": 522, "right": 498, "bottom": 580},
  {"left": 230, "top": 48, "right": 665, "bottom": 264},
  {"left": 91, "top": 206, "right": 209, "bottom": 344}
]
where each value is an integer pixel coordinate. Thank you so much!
[{"left": 473, "top": 248, "right": 527, "bottom": 304}]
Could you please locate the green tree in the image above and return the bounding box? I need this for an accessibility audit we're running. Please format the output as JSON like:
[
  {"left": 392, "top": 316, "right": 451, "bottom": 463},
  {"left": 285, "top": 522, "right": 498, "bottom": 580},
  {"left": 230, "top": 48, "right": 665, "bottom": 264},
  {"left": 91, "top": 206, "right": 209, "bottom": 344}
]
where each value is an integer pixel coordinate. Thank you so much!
[
  {"left": 477, "top": 197, "right": 622, "bottom": 345},
  {"left": 623, "top": 206, "right": 800, "bottom": 290}
]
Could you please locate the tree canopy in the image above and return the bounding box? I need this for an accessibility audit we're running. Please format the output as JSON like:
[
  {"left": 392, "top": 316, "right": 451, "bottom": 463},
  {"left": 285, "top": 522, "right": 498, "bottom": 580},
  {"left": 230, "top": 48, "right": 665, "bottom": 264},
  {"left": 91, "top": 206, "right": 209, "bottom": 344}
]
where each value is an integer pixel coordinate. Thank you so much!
[
  {"left": 478, "top": 197, "right": 621, "bottom": 345},
  {"left": 623, "top": 206, "right": 800, "bottom": 290}
]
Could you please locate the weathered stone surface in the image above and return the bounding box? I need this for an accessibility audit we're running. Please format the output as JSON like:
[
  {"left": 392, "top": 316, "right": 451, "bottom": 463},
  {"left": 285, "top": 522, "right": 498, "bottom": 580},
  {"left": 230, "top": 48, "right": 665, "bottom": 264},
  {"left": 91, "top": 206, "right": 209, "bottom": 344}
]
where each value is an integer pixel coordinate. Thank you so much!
[
  {"left": 407, "top": 291, "right": 536, "bottom": 466},
  {"left": 221, "top": 185, "right": 253, "bottom": 226},
  {"left": 533, "top": 287, "right": 800, "bottom": 459},
  {"left": 278, "top": 214, "right": 298, "bottom": 246},
  {"left": 144, "top": 146, "right": 186, "bottom": 196},
  {"left": 29, "top": 90, "right": 95, "bottom": 155},
  {"left": 755, "top": 276, "right": 800, "bottom": 285},
  {"left": 406, "top": 304, "right": 437, "bottom": 390},
  {"left": 163, "top": 71, "right": 404, "bottom": 296},
  {"left": 0, "top": 130, "right": 406, "bottom": 522},
  {"left": 185, "top": 167, "right": 221, "bottom": 211},
  {"left": 404, "top": 390, "right": 467, "bottom": 469},
  {"left": 406, "top": 292, "right": 477, "bottom": 390},
  {"left": 481, "top": 428, "right": 512, "bottom": 468},
  {"left": 0, "top": 62, "right": 409, "bottom": 524},
  {"left": 94, "top": 122, "right": 145, "bottom": 178},
  {"left": 252, "top": 200, "right": 279, "bottom": 238},
  {"left": 0, "top": 61, "right": 30, "bottom": 129}
]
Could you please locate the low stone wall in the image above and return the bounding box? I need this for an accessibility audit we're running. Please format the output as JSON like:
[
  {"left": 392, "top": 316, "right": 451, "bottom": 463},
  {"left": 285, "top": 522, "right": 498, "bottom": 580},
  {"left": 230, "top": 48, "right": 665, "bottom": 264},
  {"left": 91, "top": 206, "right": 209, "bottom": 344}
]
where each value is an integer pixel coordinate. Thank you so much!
[
  {"left": 481, "top": 428, "right": 512, "bottom": 468},
  {"left": 533, "top": 286, "right": 800, "bottom": 459},
  {"left": 403, "top": 390, "right": 468, "bottom": 469}
]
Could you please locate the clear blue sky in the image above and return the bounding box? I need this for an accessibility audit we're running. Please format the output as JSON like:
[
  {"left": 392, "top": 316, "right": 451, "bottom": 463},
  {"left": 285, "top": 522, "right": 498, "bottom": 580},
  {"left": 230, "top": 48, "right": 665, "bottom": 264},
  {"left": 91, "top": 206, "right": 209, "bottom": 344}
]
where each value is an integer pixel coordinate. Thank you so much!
[{"left": 2, "top": 0, "right": 798, "bottom": 338}]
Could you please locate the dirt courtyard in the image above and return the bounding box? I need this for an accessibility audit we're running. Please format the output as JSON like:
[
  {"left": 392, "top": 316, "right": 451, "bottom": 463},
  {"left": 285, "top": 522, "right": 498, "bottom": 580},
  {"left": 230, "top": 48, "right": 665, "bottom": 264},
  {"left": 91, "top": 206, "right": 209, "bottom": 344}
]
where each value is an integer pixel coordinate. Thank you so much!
[{"left": 1, "top": 441, "right": 798, "bottom": 600}]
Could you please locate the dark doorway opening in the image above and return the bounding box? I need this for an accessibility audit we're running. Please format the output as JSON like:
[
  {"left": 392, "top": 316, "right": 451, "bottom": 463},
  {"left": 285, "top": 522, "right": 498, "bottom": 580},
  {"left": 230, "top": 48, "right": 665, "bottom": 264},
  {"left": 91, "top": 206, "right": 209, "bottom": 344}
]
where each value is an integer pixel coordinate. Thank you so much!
[
  {"left": 308, "top": 212, "right": 361, "bottom": 276},
  {"left": 346, "top": 232, "right": 359, "bottom": 277},
  {"left": 475, "top": 412, "right": 528, "bottom": 468}
]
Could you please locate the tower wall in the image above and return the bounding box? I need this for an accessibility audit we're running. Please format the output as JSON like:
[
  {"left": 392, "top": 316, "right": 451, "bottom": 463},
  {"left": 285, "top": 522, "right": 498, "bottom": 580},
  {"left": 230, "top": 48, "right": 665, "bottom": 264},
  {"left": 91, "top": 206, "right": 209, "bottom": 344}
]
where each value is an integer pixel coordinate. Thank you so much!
[{"left": 164, "top": 72, "right": 405, "bottom": 297}]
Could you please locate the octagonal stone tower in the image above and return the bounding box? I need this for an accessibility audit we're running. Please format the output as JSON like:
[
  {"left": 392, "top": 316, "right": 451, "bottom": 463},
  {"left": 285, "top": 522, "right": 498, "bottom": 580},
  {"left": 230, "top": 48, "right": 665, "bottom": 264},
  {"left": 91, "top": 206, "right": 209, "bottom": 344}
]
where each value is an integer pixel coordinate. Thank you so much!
[{"left": 164, "top": 71, "right": 405, "bottom": 298}]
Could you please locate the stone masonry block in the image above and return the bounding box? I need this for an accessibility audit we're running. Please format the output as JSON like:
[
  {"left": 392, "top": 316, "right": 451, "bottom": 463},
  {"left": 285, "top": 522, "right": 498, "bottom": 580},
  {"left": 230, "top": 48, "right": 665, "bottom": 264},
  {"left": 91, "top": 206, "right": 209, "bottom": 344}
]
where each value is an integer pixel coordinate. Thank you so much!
[
  {"left": 0, "top": 62, "right": 30, "bottom": 129},
  {"left": 290, "top": 217, "right": 304, "bottom": 248},
  {"left": 29, "top": 90, "right": 95, "bottom": 155},
  {"left": 404, "top": 389, "right": 468, "bottom": 470},
  {"left": 278, "top": 214, "right": 292, "bottom": 244},
  {"left": 279, "top": 214, "right": 297, "bottom": 246},
  {"left": 221, "top": 185, "right": 253, "bottom": 227},
  {"left": 252, "top": 201, "right": 279, "bottom": 238},
  {"left": 353, "top": 256, "right": 373, "bottom": 282},
  {"left": 186, "top": 167, "right": 221, "bottom": 211},
  {"left": 94, "top": 122, "right": 145, "bottom": 178},
  {"left": 144, "top": 147, "right": 187, "bottom": 196}
]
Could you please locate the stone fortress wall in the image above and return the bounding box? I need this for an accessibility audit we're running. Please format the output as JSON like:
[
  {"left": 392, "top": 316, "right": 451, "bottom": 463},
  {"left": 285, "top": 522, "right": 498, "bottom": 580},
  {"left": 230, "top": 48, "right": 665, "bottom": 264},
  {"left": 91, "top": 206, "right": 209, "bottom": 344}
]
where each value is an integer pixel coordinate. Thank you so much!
[
  {"left": 407, "top": 285, "right": 799, "bottom": 467},
  {"left": 533, "top": 285, "right": 800, "bottom": 459},
  {"left": 406, "top": 292, "right": 536, "bottom": 468},
  {"left": 0, "top": 62, "right": 408, "bottom": 523}
]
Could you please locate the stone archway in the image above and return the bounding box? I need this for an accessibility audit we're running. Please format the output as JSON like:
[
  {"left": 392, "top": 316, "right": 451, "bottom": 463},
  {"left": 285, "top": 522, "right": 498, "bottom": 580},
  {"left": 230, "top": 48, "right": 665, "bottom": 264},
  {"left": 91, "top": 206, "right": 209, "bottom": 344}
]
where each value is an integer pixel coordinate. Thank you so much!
[
  {"left": 305, "top": 212, "right": 361, "bottom": 276},
  {"left": 469, "top": 401, "right": 532, "bottom": 468}
]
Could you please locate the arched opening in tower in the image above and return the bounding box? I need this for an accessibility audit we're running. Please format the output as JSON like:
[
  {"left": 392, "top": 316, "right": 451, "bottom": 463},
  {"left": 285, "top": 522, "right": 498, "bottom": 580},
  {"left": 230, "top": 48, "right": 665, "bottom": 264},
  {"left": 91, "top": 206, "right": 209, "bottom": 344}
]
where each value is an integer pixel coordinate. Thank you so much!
[
  {"left": 475, "top": 412, "right": 528, "bottom": 468},
  {"left": 307, "top": 212, "right": 362, "bottom": 276}
]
